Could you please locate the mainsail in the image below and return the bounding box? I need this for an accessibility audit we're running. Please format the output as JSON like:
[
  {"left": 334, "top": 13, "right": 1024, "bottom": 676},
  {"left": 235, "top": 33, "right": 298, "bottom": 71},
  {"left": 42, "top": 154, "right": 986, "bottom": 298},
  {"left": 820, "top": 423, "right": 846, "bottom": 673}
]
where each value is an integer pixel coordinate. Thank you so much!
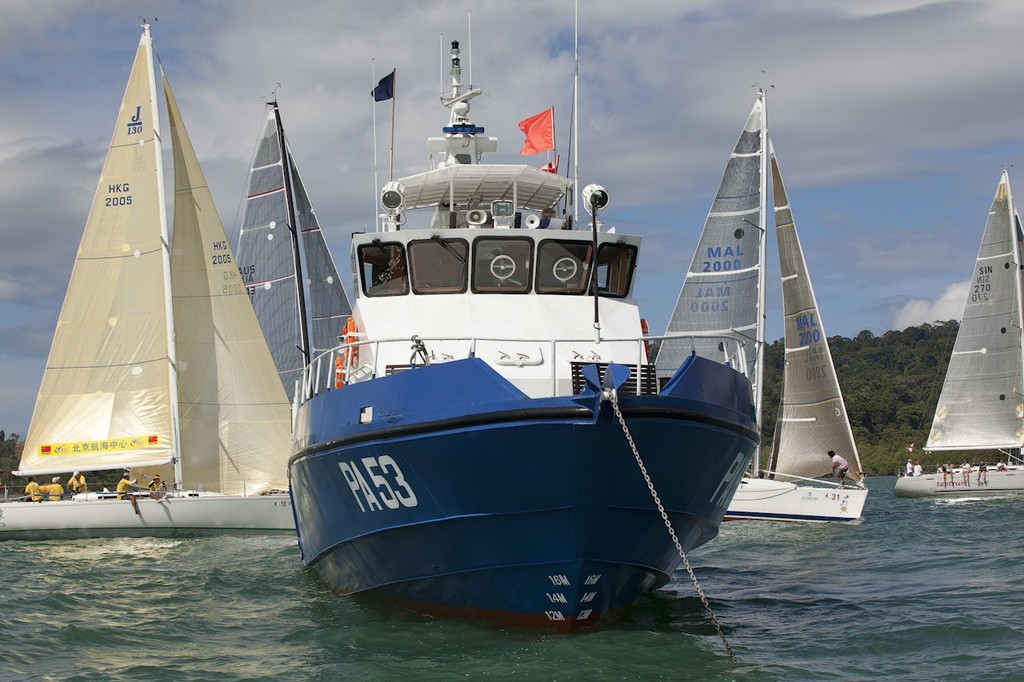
[
  {"left": 164, "top": 76, "right": 292, "bottom": 495},
  {"left": 926, "top": 171, "right": 1024, "bottom": 451},
  {"left": 767, "top": 143, "right": 863, "bottom": 484},
  {"left": 656, "top": 92, "right": 768, "bottom": 423},
  {"left": 235, "top": 104, "right": 351, "bottom": 400},
  {"left": 20, "top": 27, "right": 177, "bottom": 475}
]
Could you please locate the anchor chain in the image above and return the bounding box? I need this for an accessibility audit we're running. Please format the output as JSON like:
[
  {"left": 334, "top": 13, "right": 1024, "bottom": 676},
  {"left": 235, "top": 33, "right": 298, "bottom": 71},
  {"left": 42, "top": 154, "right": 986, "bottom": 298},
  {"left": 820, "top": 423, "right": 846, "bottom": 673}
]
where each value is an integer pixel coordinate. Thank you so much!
[{"left": 608, "top": 389, "right": 737, "bottom": 663}]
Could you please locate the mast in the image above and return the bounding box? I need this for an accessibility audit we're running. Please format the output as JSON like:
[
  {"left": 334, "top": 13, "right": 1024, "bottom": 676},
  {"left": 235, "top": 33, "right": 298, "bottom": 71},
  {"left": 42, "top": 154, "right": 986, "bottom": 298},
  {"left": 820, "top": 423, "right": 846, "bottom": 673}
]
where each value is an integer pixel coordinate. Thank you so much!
[
  {"left": 753, "top": 89, "right": 768, "bottom": 470},
  {"left": 273, "top": 102, "right": 311, "bottom": 369},
  {"left": 1008, "top": 172, "right": 1024, "bottom": 442},
  {"left": 145, "top": 21, "right": 183, "bottom": 489}
]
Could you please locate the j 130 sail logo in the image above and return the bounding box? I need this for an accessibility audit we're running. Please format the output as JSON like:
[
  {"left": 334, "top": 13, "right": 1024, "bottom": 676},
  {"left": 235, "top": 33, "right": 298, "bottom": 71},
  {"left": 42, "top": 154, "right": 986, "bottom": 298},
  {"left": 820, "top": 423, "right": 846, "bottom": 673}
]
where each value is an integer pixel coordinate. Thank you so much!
[{"left": 127, "top": 106, "right": 143, "bottom": 135}]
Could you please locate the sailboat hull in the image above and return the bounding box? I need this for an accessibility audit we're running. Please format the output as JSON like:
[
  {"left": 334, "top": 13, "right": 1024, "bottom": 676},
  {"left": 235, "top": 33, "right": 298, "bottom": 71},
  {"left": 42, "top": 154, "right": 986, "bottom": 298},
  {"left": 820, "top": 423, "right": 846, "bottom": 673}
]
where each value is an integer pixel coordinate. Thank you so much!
[
  {"left": 289, "top": 357, "right": 757, "bottom": 631},
  {"left": 725, "top": 476, "right": 867, "bottom": 522},
  {"left": 0, "top": 494, "right": 293, "bottom": 540},
  {"left": 893, "top": 469, "right": 1024, "bottom": 497}
]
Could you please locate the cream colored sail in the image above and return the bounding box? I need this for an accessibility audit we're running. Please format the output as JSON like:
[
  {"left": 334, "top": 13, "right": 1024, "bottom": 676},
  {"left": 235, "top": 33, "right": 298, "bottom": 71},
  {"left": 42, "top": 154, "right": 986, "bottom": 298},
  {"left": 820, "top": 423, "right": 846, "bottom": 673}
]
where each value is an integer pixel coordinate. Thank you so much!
[
  {"left": 19, "top": 28, "right": 176, "bottom": 476},
  {"left": 163, "top": 74, "right": 292, "bottom": 495},
  {"left": 768, "top": 143, "right": 863, "bottom": 485}
]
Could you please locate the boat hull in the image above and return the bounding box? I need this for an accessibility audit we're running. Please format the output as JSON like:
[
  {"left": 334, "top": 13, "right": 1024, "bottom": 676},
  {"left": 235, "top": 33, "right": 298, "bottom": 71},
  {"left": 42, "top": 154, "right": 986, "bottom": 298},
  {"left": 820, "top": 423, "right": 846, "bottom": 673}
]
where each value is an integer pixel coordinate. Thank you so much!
[
  {"left": 0, "top": 493, "right": 294, "bottom": 540},
  {"left": 893, "top": 470, "right": 1024, "bottom": 497},
  {"left": 289, "top": 357, "right": 758, "bottom": 631},
  {"left": 725, "top": 476, "right": 867, "bottom": 522}
]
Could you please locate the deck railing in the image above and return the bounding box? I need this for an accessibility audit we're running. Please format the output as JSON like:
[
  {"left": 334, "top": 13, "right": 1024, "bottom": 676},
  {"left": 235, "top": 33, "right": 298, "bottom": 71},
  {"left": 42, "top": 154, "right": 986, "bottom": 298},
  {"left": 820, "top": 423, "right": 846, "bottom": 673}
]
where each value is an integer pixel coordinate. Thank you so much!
[{"left": 295, "top": 330, "right": 757, "bottom": 408}]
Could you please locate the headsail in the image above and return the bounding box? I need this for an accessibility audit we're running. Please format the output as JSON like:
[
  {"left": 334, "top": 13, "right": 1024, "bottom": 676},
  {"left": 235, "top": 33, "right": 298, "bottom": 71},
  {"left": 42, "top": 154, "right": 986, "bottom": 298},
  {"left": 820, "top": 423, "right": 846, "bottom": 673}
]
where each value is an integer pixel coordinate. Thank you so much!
[
  {"left": 767, "top": 143, "right": 863, "bottom": 485},
  {"left": 235, "top": 104, "right": 351, "bottom": 401},
  {"left": 656, "top": 92, "right": 768, "bottom": 420},
  {"left": 164, "top": 75, "right": 292, "bottom": 495},
  {"left": 19, "top": 26, "right": 176, "bottom": 475},
  {"left": 926, "top": 171, "right": 1024, "bottom": 451}
]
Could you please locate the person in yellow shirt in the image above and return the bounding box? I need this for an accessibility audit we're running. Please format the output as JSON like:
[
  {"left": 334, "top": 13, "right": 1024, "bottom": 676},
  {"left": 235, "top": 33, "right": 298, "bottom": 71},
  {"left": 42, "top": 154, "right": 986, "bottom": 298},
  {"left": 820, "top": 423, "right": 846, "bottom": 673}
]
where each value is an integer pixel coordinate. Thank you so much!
[
  {"left": 67, "top": 470, "right": 87, "bottom": 495},
  {"left": 24, "top": 476, "right": 42, "bottom": 502},
  {"left": 46, "top": 476, "right": 64, "bottom": 501},
  {"left": 147, "top": 474, "right": 167, "bottom": 499},
  {"left": 116, "top": 472, "right": 133, "bottom": 500}
]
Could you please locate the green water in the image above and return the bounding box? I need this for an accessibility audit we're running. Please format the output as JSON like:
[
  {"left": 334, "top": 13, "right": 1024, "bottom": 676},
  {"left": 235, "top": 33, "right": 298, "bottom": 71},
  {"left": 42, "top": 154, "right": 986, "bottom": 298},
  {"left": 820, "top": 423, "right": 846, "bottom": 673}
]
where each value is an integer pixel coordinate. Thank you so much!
[{"left": 1, "top": 477, "right": 1021, "bottom": 681}]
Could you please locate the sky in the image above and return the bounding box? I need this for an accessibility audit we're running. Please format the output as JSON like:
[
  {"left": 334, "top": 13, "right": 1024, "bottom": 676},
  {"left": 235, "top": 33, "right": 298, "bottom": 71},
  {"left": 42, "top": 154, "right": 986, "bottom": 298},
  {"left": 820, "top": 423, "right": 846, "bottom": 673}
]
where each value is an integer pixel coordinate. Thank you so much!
[{"left": 3, "top": 0, "right": 1024, "bottom": 435}]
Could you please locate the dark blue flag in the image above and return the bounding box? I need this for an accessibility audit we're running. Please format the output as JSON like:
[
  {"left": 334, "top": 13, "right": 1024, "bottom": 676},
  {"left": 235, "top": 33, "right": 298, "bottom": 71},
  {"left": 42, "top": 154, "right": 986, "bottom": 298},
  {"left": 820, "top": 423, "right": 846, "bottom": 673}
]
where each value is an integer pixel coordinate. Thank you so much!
[{"left": 372, "top": 70, "right": 395, "bottom": 102}]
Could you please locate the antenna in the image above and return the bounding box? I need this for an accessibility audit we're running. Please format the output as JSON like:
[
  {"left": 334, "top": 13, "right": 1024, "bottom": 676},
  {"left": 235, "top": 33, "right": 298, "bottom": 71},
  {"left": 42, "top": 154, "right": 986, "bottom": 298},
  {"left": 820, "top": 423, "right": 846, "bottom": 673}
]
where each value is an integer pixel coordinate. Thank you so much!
[
  {"left": 573, "top": 0, "right": 581, "bottom": 229},
  {"left": 371, "top": 59, "right": 380, "bottom": 231},
  {"left": 467, "top": 11, "right": 473, "bottom": 87}
]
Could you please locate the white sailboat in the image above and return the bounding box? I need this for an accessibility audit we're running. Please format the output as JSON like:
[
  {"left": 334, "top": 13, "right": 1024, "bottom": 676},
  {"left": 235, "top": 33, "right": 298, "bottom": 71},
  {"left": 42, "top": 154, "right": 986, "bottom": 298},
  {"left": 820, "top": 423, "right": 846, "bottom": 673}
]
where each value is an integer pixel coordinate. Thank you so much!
[
  {"left": 234, "top": 102, "right": 352, "bottom": 403},
  {"left": 658, "top": 93, "right": 867, "bottom": 522},
  {"left": 0, "top": 24, "right": 294, "bottom": 539},
  {"left": 895, "top": 171, "right": 1024, "bottom": 497},
  {"left": 726, "top": 143, "right": 867, "bottom": 521}
]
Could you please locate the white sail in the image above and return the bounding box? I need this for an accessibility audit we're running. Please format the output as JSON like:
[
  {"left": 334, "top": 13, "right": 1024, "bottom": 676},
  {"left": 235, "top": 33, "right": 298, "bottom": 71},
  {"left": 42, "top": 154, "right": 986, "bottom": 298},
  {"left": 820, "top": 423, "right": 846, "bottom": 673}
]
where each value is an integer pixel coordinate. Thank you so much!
[
  {"left": 163, "top": 74, "right": 292, "bottom": 495},
  {"left": 19, "top": 28, "right": 176, "bottom": 475},
  {"left": 926, "top": 171, "right": 1024, "bottom": 451},
  {"left": 656, "top": 93, "right": 768, "bottom": 425},
  {"left": 768, "top": 143, "right": 863, "bottom": 484}
]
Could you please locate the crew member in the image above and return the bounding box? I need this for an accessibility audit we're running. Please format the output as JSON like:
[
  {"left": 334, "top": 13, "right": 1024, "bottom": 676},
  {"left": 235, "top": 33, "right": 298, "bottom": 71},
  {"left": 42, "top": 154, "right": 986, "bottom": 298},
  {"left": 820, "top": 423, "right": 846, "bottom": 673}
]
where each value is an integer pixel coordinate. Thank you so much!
[{"left": 67, "top": 470, "right": 87, "bottom": 494}]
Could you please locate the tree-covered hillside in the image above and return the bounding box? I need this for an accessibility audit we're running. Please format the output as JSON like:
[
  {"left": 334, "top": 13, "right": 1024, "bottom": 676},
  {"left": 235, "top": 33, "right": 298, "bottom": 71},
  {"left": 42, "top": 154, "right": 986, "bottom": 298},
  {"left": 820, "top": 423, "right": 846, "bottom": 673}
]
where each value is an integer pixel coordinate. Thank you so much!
[{"left": 761, "top": 320, "right": 960, "bottom": 477}]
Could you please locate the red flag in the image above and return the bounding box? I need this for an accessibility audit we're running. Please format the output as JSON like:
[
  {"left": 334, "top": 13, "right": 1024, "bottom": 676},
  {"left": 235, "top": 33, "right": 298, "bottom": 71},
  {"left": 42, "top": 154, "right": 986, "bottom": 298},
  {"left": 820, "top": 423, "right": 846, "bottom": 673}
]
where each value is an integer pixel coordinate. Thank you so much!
[{"left": 519, "top": 108, "right": 554, "bottom": 155}]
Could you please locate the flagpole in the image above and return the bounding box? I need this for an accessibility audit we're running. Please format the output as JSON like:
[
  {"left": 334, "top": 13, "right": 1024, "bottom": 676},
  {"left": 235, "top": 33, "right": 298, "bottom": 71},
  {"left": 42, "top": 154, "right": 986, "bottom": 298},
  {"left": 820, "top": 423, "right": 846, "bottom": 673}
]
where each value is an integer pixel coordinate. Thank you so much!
[
  {"left": 372, "top": 60, "right": 380, "bottom": 232},
  {"left": 389, "top": 70, "right": 396, "bottom": 183},
  {"left": 550, "top": 106, "right": 556, "bottom": 171}
]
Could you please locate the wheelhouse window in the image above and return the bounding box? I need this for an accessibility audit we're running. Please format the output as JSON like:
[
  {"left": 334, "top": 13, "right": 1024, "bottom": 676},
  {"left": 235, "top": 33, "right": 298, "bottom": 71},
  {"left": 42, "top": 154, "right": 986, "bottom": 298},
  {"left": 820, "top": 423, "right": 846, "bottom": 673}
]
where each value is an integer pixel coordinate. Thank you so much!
[
  {"left": 409, "top": 237, "right": 469, "bottom": 294},
  {"left": 536, "top": 240, "right": 592, "bottom": 294},
  {"left": 472, "top": 238, "right": 533, "bottom": 293},
  {"left": 595, "top": 242, "right": 638, "bottom": 298},
  {"left": 359, "top": 241, "right": 408, "bottom": 297}
]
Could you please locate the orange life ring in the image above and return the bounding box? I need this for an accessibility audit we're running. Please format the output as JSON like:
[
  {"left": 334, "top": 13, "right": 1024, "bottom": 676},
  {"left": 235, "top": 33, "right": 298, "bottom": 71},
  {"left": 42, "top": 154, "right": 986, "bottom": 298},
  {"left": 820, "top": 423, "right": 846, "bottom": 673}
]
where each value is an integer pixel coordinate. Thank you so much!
[
  {"left": 336, "top": 317, "right": 360, "bottom": 388},
  {"left": 640, "top": 318, "right": 651, "bottom": 361}
]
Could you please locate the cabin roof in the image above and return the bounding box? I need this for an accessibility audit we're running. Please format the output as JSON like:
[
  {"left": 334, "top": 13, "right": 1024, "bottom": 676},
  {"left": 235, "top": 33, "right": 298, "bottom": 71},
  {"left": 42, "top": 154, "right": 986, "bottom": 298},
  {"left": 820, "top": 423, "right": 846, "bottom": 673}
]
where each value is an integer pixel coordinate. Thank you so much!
[{"left": 397, "top": 164, "right": 573, "bottom": 212}]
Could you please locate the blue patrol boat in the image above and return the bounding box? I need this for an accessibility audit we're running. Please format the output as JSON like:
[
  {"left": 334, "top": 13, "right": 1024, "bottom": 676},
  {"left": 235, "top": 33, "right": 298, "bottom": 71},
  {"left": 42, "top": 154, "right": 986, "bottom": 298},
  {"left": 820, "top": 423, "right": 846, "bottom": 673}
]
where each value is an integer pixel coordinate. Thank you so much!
[{"left": 288, "top": 40, "right": 759, "bottom": 631}]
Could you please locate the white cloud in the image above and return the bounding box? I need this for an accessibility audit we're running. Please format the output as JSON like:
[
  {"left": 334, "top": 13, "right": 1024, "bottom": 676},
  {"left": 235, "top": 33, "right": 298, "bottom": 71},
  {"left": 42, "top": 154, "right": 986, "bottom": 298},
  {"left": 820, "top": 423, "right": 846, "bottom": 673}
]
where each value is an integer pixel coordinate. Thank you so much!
[{"left": 891, "top": 280, "right": 968, "bottom": 329}]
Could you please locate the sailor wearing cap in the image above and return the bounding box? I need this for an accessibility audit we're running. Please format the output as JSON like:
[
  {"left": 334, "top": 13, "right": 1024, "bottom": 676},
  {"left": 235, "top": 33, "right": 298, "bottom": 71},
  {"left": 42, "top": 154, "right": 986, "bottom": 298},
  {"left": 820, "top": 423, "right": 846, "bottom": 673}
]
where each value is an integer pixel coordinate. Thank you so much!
[
  {"left": 67, "top": 470, "right": 87, "bottom": 494},
  {"left": 47, "top": 476, "right": 65, "bottom": 501},
  {"left": 116, "top": 472, "right": 133, "bottom": 500}
]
